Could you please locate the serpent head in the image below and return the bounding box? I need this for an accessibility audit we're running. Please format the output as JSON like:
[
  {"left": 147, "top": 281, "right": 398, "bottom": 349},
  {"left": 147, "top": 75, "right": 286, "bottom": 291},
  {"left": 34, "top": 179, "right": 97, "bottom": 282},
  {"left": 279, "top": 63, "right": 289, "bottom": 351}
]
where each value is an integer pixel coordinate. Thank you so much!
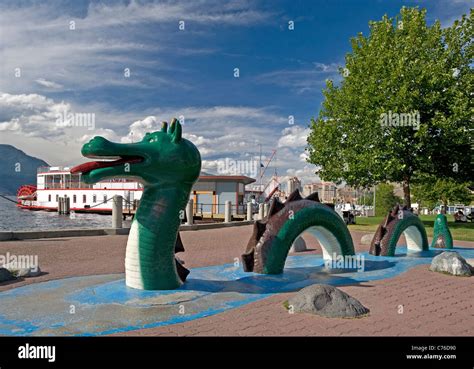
[{"left": 72, "top": 118, "right": 201, "bottom": 186}]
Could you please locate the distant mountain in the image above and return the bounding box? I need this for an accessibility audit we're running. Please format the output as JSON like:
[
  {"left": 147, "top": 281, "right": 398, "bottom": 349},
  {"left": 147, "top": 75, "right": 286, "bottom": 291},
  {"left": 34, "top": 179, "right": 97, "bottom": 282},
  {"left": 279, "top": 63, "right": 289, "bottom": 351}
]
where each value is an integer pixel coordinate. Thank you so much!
[{"left": 0, "top": 145, "right": 48, "bottom": 195}]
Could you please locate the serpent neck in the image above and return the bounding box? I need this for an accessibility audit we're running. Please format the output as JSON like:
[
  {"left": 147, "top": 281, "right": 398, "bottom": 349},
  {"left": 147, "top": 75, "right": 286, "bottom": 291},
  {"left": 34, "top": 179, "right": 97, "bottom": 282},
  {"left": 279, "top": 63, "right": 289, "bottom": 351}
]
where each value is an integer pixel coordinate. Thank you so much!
[
  {"left": 125, "top": 182, "right": 192, "bottom": 290},
  {"left": 135, "top": 183, "right": 191, "bottom": 233}
]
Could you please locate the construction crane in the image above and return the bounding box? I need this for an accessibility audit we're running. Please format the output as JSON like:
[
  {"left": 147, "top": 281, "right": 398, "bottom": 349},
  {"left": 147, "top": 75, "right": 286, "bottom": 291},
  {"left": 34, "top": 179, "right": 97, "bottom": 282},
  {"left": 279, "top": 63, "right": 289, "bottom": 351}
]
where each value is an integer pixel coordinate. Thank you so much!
[
  {"left": 255, "top": 149, "right": 278, "bottom": 202},
  {"left": 259, "top": 149, "right": 277, "bottom": 182}
]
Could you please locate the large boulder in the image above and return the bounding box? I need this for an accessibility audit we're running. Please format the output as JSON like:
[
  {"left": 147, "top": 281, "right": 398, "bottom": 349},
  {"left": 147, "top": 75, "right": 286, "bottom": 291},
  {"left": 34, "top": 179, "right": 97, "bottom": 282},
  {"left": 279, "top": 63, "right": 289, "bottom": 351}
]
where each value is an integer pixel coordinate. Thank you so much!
[
  {"left": 429, "top": 251, "right": 472, "bottom": 277},
  {"left": 0, "top": 267, "right": 14, "bottom": 282},
  {"left": 466, "top": 259, "right": 474, "bottom": 272},
  {"left": 287, "top": 284, "right": 369, "bottom": 318},
  {"left": 2, "top": 262, "right": 41, "bottom": 277}
]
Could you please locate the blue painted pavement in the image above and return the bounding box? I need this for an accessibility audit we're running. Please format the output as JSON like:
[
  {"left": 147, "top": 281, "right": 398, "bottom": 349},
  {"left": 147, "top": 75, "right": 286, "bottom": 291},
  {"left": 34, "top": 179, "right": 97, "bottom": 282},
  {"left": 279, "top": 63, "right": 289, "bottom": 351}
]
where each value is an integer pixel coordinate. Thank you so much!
[{"left": 0, "top": 247, "right": 473, "bottom": 336}]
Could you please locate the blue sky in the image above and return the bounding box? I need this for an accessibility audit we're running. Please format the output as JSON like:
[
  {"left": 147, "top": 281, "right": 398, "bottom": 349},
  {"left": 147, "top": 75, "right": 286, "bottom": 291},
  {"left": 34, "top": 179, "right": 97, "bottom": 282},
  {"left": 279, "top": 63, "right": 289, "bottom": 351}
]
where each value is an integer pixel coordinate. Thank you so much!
[{"left": 0, "top": 0, "right": 471, "bottom": 184}]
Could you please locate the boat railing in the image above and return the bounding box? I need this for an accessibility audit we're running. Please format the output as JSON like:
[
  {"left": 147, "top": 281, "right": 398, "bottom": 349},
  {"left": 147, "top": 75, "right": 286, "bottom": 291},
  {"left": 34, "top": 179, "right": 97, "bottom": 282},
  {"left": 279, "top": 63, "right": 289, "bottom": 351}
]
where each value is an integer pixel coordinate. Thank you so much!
[
  {"left": 37, "top": 166, "right": 72, "bottom": 173},
  {"left": 43, "top": 182, "right": 94, "bottom": 189}
]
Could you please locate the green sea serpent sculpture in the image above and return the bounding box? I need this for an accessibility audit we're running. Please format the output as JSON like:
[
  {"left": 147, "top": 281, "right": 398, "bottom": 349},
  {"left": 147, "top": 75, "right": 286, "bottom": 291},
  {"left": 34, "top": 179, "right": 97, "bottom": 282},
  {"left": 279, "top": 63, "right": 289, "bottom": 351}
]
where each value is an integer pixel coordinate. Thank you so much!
[
  {"left": 369, "top": 205, "right": 429, "bottom": 256},
  {"left": 72, "top": 119, "right": 201, "bottom": 290},
  {"left": 431, "top": 212, "right": 453, "bottom": 249},
  {"left": 242, "top": 190, "right": 355, "bottom": 274}
]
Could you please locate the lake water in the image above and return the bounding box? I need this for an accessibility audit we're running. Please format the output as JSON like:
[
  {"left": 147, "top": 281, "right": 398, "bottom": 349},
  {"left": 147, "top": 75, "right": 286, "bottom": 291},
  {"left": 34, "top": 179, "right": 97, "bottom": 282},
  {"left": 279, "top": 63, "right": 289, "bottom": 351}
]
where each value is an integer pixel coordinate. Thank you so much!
[{"left": 0, "top": 196, "right": 131, "bottom": 231}]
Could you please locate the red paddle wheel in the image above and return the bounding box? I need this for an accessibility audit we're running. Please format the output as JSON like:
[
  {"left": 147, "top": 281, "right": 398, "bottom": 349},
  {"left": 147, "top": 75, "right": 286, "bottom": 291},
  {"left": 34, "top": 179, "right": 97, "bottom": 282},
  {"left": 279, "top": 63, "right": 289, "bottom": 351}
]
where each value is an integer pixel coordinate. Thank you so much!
[{"left": 16, "top": 185, "right": 37, "bottom": 202}]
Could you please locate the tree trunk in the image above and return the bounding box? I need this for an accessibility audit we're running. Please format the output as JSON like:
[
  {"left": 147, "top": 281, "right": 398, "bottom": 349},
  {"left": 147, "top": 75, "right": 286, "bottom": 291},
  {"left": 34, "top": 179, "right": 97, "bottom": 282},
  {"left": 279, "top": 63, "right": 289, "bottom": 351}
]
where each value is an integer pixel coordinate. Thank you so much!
[
  {"left": 442, "top": 198, "right": 448, "bottom": 214},
  {"left": 402, "top": 177, "right": 411, "bottom": 208}
]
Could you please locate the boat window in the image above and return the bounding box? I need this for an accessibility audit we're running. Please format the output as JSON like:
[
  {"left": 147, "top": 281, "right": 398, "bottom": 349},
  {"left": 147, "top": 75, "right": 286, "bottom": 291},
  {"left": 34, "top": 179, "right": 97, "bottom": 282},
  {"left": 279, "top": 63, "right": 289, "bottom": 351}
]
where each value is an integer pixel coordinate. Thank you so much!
[
  {"left": 103, "top": 195, "right": 107, "bottom": 204},
  {"left": 93, "top": 195, "right": 97, "bottom": 203},
  {"left": 83, "top": 194, "right": 87, "bottom": 203},
  {"left": 48, "top": 194, "right": 51, "bottom": 202},
  {"left": 56, "top": 194, "right": 59, "bottom": 202},
  {"left": 73, "top": 195, "right": 77, "bottom": 203}
]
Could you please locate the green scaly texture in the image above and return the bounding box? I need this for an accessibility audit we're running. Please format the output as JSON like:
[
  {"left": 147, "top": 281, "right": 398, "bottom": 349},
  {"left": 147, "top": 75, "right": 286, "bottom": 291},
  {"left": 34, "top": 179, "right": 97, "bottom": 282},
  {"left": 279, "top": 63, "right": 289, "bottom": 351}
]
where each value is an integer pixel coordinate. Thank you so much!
[
  {"left": 385, "top": 213, "right": 429, "bottom": 256},
  {"left": 431, "top": 214, "right": 453, "bottom": 249},
  {"left": 263, "top": 204, "right": 355, "bottom": 274},
  {"left": 79, "top": 119, "right": 201, "bottom": 290}
]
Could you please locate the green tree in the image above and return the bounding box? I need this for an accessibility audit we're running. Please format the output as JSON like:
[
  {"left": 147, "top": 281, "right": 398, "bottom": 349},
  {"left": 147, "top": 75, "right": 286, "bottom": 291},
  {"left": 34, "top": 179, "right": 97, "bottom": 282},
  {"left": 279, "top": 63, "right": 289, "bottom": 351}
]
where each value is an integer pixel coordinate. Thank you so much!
[
  {"left": 411, "top": 183, "right": 437, "bottom": 210},
  {"left": 412, "top": 177, "right": 472, "bottom": 209},
  {"left": 307, "top": 7, "right": 473, "bottom": 207},
  {"left": 375, "top": 183, "right": 402, "bottom": 216},
  {"left": 357, "top": 192, "right": 374, "bottom": 206}
]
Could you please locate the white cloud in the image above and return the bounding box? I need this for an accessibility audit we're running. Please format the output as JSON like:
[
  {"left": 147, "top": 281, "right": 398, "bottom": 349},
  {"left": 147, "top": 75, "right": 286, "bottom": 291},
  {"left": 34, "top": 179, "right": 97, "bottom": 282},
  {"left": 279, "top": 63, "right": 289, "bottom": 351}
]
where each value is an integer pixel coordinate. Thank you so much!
[
  {"left": 79, "top": 1, "right": 271, "bottom": 28},
  {"left": 0, "top": 90, "right": 320, "bottom": 184},
  {"left": 277, "top": 126, "right": 310, "bottom": 148},
  {"left": 0, "top": 92, "right": 70, "bottom": 137},
  {"left": 0, "top": 91, "right": 289, "bottom": 166},
  {"left": 255, "top": 62, "right": 341, "bottom": 94},
  {"left": 79, "top": 129, "right": 121, "bottom": 145},
  {"left": 116, "top": 106, "right": 287, "bottom": 160},
  {"left": 35, "top": 78, "right": 63, "bottom": 89},
  {"left": 299, "top": 152, "right": 309, "bottom": 162},
  {"left": 428, "top": 0, "right": 472, "bottom": 27},
  {"left": 0, "top": 1, "right": 272, "bottom": 93},
  {"left": 120, "top": 116, "right": 160, "bottom": 143},
  {"left": 0, "top": 1, "right": 320, "bottom": 182},
  {"left": 285, "top": 164, "right": 320, "bottom": 184}
]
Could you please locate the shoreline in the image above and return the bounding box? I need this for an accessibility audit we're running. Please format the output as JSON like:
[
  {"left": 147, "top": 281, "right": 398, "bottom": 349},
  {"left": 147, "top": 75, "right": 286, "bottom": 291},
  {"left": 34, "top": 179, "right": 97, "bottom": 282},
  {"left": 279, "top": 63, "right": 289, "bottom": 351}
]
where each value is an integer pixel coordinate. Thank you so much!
[{"left": 0, "top": 220, "right": 254, "bottom": 241}]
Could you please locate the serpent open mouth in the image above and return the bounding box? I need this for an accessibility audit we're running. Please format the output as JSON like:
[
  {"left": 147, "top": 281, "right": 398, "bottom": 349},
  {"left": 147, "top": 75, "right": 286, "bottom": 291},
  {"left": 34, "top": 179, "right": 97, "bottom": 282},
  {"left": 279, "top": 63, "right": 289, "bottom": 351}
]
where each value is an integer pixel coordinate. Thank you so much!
[{"left": 70, "top": 155, "right": 144, "bottom": 175}]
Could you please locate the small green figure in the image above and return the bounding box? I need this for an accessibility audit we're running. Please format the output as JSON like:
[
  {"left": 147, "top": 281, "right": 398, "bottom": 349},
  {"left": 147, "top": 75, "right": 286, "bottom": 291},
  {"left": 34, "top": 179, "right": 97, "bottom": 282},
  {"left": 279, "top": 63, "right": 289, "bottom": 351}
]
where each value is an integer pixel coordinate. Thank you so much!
[{"left": 431, "top": 212, "right": 453, "bottom": 249}]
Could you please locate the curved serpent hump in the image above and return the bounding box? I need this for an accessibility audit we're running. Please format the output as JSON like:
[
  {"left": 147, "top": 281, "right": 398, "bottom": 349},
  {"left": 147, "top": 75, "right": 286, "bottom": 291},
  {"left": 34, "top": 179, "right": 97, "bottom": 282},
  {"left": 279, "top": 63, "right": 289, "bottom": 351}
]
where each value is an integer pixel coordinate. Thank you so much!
[
  {"left": 242, "top": 190, "right": 355, "bottom": 274},
  {"left": 72, "top": 118, "right": 201, "bottom": 290},
  {"left": 431, "top": 213, "right": 453, "bottom": 249},
  {"left": 369, "top": 205, "right": 428, "bottom": 257}
]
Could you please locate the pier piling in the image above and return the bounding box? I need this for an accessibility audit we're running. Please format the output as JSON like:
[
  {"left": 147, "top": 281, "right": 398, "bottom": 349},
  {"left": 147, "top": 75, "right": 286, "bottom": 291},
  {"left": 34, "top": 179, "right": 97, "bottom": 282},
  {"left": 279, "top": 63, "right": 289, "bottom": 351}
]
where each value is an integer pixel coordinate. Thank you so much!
[
  {"left": 224, "top": 201, "right": 231, "bottom": 223},
  {"left": 112, "top": 195, "right": 123, "bottom": 228},
  {"left": 258, "top": 203, "right": 264, "bottom": 220},
  {"left": 64, "top": 196, "right": 70, "bottom": 215},
  {"left": 58, "top": 196, "right": 70, "bottom": 215},
  {"left": 186, "top": 199, "right": 194, "bottom": 225},
  {"left": 246, "top": 202, "right": 252, "bottom": 221}
]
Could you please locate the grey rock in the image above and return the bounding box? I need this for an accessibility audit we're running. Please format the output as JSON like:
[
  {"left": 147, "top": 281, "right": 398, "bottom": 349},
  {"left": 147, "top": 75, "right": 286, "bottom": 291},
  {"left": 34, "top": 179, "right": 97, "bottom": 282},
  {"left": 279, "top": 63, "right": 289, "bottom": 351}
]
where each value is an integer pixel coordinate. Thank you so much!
[
  {"left": 287, "top": 284, "right": 369, "bottom": 318},
  {"left": 466, "top": 259, "right": 474, "bottom": 272},
  {"left": 2, "top": 262, "right": 41, "bottom": 277},
  {"left": 290, "top": 237, "right": 307, "bottom": 252},
  {"left": 429, "top": 251, "right": 472, "bottom": 276},
  {"left": 0, "top": 267, "right": 14, "bottom": 282},
  {"left": 360, "top": 233, "right": 375, "bottom": 245}
]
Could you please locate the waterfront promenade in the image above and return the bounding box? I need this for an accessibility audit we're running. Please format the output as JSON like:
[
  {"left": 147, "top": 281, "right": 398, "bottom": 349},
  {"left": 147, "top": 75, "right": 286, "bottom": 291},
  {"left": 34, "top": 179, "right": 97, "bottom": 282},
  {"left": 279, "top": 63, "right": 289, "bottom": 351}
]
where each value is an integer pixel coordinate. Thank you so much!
[{"left": 1, "top": 226, "right": 473, "bottom": 336}]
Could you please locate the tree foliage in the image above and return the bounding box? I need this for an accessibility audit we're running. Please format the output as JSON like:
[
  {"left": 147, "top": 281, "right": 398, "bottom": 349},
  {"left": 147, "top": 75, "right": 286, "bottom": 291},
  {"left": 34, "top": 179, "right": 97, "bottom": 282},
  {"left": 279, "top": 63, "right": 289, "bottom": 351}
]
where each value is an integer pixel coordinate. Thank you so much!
[
  {"left": 412, "top": 177, "right": 472, "bottom": 209},
  {"left": 307, "top": 7, "right": 473, "bottom": 207},
  {"left": 375, "top": 183, "right": 402, "bottom": 216},
  {"left": 357, "top": 193, "right": 374, "bottom": 206}
]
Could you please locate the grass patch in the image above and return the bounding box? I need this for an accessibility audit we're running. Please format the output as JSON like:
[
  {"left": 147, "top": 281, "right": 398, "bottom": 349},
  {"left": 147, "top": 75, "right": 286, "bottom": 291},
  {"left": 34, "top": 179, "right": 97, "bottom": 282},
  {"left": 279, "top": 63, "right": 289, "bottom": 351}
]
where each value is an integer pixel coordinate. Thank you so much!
[{"left": 348, "top": 215, "right": 474, "bottom": 242}]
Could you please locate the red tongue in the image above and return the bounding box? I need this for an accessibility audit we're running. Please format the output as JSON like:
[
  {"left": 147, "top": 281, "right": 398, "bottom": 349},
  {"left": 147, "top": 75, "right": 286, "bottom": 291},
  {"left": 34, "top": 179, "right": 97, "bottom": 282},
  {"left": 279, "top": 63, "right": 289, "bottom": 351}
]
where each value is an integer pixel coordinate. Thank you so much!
[{"left": 70, "top": 157, "right": 142, "bottom": 174}]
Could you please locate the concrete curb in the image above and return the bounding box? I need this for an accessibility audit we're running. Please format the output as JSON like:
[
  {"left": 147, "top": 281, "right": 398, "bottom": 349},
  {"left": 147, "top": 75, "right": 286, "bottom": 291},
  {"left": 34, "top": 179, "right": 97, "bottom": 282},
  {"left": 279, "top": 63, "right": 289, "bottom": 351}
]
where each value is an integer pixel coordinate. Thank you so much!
[
  {"left": 180, "top": 220, "right": 254, "bottom": 231},
  {"left": 0, "top": 220, "right": 255, "bottom": 241}
]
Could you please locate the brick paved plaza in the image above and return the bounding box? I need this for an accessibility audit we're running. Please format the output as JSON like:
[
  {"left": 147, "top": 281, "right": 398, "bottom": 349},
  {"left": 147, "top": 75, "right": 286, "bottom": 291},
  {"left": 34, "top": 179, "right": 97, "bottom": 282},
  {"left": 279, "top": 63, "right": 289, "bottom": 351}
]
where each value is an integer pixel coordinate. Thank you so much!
[{"left": 1, "top": 226, "right": 473, "bottom": 336}]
